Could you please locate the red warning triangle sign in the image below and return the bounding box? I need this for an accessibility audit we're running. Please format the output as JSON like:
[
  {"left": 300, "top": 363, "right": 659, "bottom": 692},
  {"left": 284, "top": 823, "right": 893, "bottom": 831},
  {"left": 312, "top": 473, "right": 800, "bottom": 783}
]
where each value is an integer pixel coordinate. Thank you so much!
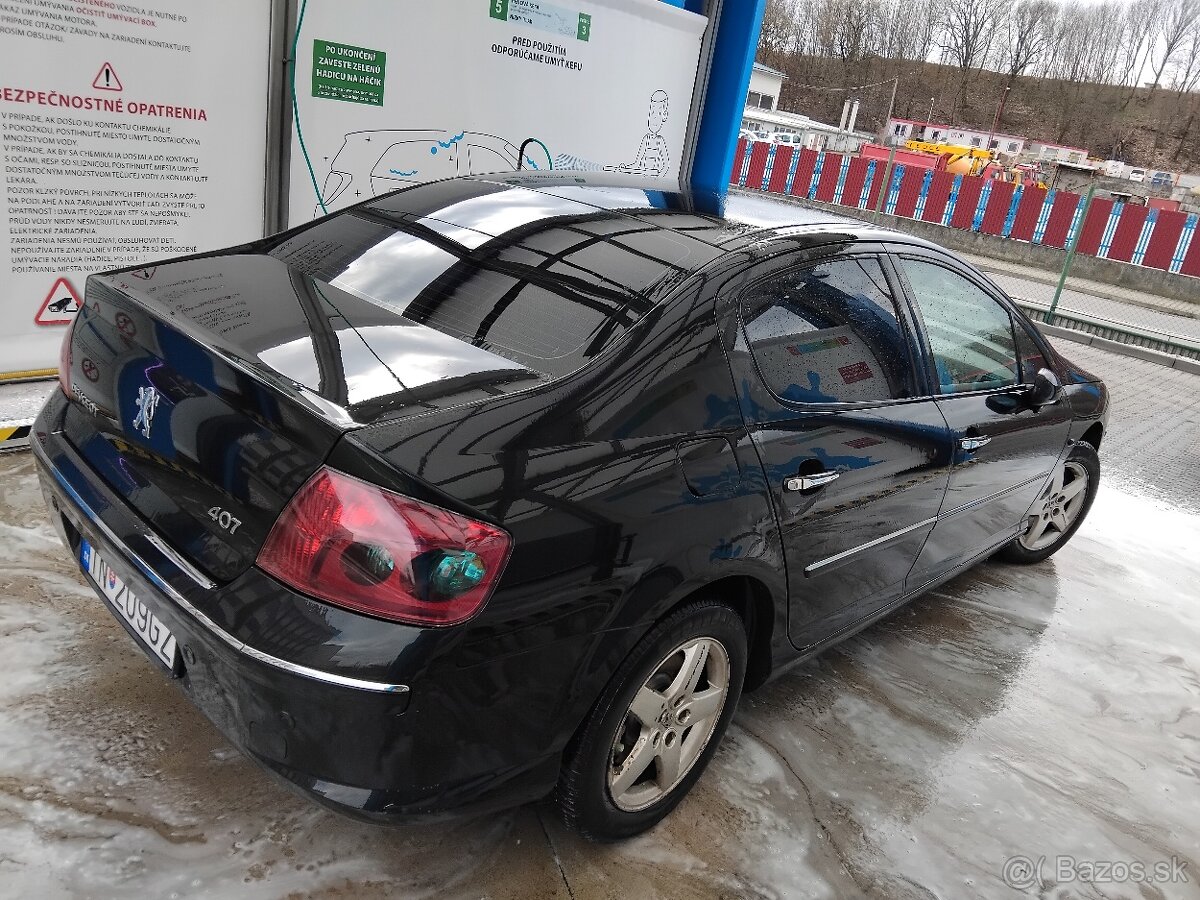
[
  {"left": 92, "top": 62, "right": 122, "bottom": 92},
  {"left": 35, "top": 277, "right": 82, "bottom": 326}
]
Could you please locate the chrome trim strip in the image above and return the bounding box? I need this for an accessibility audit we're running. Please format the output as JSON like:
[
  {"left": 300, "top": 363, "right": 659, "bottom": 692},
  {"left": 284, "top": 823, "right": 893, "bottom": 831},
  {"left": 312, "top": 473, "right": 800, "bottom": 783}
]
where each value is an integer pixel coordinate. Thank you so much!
[
  {"left": 804, "top": 516, "right": 937, "bottom": 576},
  {"left": 941, "top": 472, "right": 1050, "bottom": 520},
  {"left": 34, "top": 439, "right": 409, "bottom": 695},
  {"left": 143, "top": 532, "right": 217, "bottom": 590}
]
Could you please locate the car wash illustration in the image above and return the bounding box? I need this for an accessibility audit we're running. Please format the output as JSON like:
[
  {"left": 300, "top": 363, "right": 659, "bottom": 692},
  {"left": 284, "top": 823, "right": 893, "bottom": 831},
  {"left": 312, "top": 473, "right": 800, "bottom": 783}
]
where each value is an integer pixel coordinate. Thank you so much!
[
  {"left": 315, "top": 129, "right": 554, "bottom": 214},
  {"left": 617, "top": 90, "right": 670, "bottom": 176}
]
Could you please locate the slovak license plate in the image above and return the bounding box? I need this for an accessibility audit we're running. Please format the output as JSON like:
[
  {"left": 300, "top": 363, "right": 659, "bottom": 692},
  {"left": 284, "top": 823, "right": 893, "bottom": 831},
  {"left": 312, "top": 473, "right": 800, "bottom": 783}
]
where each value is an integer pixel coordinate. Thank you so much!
[{"left": 80, "top": 539, "right": 180, "bottom": 674}]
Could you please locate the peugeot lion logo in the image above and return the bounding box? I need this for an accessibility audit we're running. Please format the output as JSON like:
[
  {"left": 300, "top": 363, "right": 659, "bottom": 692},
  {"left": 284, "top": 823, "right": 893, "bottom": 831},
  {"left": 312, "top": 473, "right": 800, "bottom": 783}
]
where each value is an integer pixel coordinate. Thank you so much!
[{"left": 132, "top": 385, "right": 160, "bottom": 438}]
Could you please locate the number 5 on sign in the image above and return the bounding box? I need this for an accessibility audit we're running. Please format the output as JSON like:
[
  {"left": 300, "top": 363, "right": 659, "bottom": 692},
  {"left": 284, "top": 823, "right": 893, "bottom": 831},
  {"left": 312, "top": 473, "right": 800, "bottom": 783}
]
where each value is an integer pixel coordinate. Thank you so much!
[{"left": 490, "top": 0, "right": 508, "bottom": 20}]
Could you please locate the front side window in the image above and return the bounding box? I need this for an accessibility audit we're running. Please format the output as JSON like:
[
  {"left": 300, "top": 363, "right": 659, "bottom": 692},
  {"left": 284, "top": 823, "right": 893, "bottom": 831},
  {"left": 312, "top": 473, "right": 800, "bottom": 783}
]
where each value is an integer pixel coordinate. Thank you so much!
[
  {"left": 742, "top": 256, "right": 915, "bottom": 404},
  {"left": 901, "top": 259, "right": 1019, "bottom": 394},
  {"left": 1014, "top": 320, "right": 1048, "bottom": 381}
]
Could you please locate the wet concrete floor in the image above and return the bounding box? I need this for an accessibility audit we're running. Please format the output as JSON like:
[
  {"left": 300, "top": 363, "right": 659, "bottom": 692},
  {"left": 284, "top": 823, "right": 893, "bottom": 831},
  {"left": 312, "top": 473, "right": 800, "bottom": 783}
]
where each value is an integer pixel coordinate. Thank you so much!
[{"left": 1, "top": 349, "right": 1198, "bottom": 898}]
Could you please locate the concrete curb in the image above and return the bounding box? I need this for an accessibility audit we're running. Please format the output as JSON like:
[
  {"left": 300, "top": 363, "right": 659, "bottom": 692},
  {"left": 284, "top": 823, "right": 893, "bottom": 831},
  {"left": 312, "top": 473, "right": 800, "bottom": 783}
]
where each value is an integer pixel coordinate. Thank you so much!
[
  {"left": 1038, "top": 323, "right": 1200, "bottom": 376},
  {"left": 0, "top": 379, "right": 54, "bottom": 453},
  {"left": 0, "top": 422, "right": 32, "bottom": 454}
]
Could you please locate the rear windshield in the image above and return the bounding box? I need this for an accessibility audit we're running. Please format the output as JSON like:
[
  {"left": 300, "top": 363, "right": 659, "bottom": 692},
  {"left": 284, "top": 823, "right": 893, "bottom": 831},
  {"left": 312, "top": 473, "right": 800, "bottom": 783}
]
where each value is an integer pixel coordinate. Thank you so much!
[{"left": 266, "top": 205, "right": 708, "bottom": 377}]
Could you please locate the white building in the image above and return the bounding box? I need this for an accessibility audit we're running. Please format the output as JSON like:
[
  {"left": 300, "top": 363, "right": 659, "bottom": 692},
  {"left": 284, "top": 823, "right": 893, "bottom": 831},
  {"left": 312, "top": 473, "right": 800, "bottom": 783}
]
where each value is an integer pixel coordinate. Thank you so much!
[
  {"left": 741, "top": 63, "right": 870, "bottom": 153},
  {"left": 884, "top": 117, "right": 1026, "bottom": 156},
  {"left": 746, "top": 62, "right": 784, "bottom": 113},
  {"left": 1027, "top": 141, "right": 1090, "bottom": 166}
]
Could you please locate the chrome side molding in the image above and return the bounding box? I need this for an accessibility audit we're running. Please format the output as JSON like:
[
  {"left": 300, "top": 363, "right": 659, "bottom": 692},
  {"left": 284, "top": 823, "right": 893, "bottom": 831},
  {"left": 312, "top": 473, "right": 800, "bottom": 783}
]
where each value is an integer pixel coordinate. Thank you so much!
[{"left": 803, "top": 517, "right": 937, "bottom": 576}]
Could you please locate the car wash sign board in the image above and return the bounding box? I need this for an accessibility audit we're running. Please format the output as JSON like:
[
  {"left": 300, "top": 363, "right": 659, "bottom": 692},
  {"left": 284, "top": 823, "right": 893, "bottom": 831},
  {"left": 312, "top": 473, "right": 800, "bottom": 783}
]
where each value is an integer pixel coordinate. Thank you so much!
[
  {"left": 288, "top": 0, "right": 706, "bottom": 225},
  {"left": 0, "top": 0, "right": 271, "bottom": 378}
]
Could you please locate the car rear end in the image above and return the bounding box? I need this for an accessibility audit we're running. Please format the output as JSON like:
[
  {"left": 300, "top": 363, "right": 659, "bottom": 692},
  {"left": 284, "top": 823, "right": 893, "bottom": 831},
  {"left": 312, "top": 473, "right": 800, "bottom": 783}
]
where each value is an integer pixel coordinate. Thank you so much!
[
  {"left": 33, "top": 174, "right": 735, "bottom": 822},
  {"left": 32, "top": 251, "right": 551, "bottom": 821}
]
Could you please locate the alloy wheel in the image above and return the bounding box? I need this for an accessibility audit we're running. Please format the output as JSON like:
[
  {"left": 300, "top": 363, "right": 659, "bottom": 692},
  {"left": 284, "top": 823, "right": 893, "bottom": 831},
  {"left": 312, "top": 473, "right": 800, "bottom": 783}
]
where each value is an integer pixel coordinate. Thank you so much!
[
  {"left": 607, "top": 636, "right": 730, "bottom": 812},
  {"left": 1019, "top": 460, "right": 1090, "bottom": 551}
]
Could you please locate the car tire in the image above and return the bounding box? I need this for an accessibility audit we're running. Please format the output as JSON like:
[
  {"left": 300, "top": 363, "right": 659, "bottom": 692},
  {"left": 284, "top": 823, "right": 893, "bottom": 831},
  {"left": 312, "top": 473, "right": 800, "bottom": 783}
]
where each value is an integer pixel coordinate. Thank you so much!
[
  {"left": 555, "top": 598, "right": 747, "bottom": 841},
  {"left": 997, "top": 440, "right": 1100, "bottom": 565}
]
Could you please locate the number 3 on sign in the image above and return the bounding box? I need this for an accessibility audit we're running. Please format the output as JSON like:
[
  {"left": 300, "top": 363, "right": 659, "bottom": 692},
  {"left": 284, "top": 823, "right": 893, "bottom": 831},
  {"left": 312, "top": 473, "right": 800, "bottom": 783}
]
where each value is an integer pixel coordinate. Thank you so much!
[{"left": 208, "top": 506, "right": 242, "bottom": 535}]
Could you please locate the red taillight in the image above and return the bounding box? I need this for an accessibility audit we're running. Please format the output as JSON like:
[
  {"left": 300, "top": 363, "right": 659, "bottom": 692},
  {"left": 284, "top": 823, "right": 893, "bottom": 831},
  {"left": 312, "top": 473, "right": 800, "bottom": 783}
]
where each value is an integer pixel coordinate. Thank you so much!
[
  {"left": 58, "top": 323, "right": 73, "bottom": 396},
  {"left": 257, "top": 467, "right": 512, "bottom": 626}
]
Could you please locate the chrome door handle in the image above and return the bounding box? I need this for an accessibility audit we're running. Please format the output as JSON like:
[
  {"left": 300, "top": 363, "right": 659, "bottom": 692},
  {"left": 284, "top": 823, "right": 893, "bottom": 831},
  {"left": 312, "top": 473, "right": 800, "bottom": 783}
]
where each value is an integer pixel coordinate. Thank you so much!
[
  {"left": 959, "top": 436, "right": 992, "bottom": 451},
  {"left": 785, "top": 471, "right": 840, "bottom": 491}
]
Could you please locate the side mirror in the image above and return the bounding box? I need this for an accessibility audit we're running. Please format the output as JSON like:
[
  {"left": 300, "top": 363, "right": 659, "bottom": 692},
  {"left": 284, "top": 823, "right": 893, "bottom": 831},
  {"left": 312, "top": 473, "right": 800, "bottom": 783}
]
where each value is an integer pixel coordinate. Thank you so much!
[{"left": 1026, "top": 368, "right": 1062, "bottom": 408}]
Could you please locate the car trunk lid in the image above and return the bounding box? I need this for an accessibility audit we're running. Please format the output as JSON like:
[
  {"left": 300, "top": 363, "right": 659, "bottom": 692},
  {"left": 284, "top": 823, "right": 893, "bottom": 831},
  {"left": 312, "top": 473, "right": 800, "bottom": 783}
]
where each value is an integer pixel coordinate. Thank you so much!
[{"left": 60, "top": 251, "right": 541, "bottom": 583}]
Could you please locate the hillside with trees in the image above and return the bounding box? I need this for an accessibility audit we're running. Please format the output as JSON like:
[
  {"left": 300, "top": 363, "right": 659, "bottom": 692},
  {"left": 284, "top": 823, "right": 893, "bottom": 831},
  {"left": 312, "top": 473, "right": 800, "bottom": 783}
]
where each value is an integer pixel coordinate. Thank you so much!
[{"left": 757, "top": 0, "right": 1200, "bottom": 171}]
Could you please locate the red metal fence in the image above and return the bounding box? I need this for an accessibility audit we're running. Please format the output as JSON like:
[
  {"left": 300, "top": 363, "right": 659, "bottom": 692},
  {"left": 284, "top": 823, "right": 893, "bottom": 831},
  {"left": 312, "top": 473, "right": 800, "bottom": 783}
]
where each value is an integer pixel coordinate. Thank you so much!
[{"left": 728, "top": 139, "right": 1200, "bottom": 278}]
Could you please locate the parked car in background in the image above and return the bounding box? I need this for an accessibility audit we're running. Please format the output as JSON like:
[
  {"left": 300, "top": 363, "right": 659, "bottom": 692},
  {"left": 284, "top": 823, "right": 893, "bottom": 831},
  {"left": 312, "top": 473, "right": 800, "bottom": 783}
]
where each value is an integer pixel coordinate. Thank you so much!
[
  {"left": 1128, "top": 168, "right": 1146, "bottom": 183},
  {"left": 1150, "top": 171, "right": 1175, "bottom": 189},
  {"left": 35, "top": 174, "right": 1107, "bottom": 841}
]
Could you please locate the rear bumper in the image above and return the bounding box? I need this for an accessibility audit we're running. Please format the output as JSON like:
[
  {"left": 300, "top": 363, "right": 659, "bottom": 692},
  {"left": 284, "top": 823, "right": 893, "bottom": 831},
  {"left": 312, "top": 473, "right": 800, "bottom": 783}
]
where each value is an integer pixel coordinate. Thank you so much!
[{"left": 30, "top": 399, "right": 561, "bottom": 823}]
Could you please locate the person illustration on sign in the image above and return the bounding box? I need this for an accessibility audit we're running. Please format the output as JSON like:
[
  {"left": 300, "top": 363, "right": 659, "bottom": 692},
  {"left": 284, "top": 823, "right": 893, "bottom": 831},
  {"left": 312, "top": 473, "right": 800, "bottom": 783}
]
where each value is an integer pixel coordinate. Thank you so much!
[{"left": 618, "top": 90, "right": 669, "bottom": 176}]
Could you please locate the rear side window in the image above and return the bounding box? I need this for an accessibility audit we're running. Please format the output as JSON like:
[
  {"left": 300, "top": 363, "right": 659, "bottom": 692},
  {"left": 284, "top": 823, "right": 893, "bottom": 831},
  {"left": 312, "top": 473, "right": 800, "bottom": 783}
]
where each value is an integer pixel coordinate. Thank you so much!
[
  {"left": 741, "top": 256, "right": 916, "bottom": 404},
  {"left": 900, "top": 259, "right": 1019, "bottom": 394}
]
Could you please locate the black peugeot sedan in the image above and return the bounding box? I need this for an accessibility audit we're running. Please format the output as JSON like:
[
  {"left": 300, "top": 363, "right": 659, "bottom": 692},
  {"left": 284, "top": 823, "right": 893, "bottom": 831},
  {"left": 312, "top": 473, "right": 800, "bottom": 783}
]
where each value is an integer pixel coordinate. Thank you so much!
[{"left": 33, "top": 173, "right": 1107, "bottom": 840}]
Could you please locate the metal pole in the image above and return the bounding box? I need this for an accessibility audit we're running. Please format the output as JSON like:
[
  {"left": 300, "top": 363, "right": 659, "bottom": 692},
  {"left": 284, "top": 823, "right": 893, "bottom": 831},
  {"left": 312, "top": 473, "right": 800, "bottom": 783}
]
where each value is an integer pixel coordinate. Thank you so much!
[
  {"left": 875, "top": 146, "right": 897, "bottom": 214},
  {"left": 262, "top": 0, "right": 295, "bottom": 235},
  {"left": 1044, "top": 183, "right": 1095, "bottom": 324},
  {"left": 882, "top": 75, "right": 898, "bottom": 141},
  {"left": 986, "top": 86, "right": 1011, "bottom": 154},
  {"left": 926, "top": 97, "right": 935, "bottom": 122}
]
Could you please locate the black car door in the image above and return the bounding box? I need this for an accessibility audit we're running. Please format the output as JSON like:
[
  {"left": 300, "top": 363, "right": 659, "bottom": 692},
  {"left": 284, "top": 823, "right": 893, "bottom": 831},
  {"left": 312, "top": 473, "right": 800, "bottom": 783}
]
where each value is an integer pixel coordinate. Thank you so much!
[
  {"left": 725, "top": 244, "right": 953, "bottom": 650},
  {"left": 892, "top": 250, "right": 1074, "bottom": 591}
]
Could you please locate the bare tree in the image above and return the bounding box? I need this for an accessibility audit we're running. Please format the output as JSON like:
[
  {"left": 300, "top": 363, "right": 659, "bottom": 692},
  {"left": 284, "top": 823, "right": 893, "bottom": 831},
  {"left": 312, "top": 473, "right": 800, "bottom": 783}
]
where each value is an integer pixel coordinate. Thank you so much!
[
  {"left": 1149, "top": 0, "right": 1200, "bottom": 91},
  {"left": 1172, "top": 17, "right": 1200, "bottom": 94},
  {"left": 940, "top": 0, "right": 1003, "bottom": 70},
  {"left": 759, "top": 0, "right": 801, "bottom": 56},
  {"left": 940, "top": 0, "right": 1010, "bottom": 114},
  {"left": 996, "top": 0, "right": 1055, "bottom": 85}
]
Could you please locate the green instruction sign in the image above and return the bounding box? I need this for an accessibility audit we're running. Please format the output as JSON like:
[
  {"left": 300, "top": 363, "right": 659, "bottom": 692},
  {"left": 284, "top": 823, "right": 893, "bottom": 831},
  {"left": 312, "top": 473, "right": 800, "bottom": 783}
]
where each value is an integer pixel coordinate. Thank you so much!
[
  {"left": 312, "top": 39, "right": 386, "bottom": 107},
  {"left": 489, "top": 0, "right": 593, "bottom": 41}
]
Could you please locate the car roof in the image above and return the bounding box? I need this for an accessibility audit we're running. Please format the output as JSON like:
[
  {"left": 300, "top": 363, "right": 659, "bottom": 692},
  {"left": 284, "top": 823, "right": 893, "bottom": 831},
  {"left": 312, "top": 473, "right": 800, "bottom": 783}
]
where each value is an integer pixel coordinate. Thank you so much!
[{"left": 345, "top": 172, "right": 940, "bottom": 298}]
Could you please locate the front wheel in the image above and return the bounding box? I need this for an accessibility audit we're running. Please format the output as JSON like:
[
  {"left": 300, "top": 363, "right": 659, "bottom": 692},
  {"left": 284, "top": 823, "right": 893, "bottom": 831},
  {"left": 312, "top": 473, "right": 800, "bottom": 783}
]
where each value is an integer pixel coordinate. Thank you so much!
[
  {"left": 556, "top": 600, "right": 747, "bottom": 841},
  {"left": 998, "top": 440, "right": 1100, "bottom": 564}
]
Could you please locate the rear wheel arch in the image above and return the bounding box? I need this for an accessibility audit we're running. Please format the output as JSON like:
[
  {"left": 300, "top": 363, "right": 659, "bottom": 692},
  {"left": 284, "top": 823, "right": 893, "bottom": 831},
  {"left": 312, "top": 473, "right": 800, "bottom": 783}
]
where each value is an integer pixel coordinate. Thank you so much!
[
  {"left": 652, "top": 575, "right": 776, "bottom": 692},
  {"left": 560, "top": 574, "right": 777, "bottom": 763},
  {"left": 1079, "top": 422, "right": 1103, "bottom": 451}
]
